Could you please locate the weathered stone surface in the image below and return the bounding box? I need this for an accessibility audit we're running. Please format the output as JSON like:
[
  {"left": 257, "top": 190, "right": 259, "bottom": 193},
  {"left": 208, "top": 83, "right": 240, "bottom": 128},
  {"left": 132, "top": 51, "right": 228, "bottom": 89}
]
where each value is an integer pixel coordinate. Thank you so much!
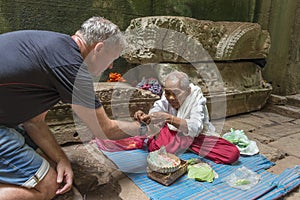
[
  {"left": 255, "top": 140, "right": 285, "bottom": 162},
  {"left": 216, "top": 116, "right": 257, "bottom": 134},
  {"left": 246, "top": 131, "right": 274, "bottom": 144},
  {"left": 53, "top": 187, "right": 83, "bottom": 200},
  {"left": 123, "top": 16, "right": 270, "bottom": 63},
  {"left": 286, "top": 187, "right": 300, "bottom": 200},
  {"left": 62, "top": 143, "right": 122, "bottom": 198},
  {"left": 265, "top": 104, "right": 300, "bottom": 119},
  {"left": 230, "top": 114, "right": 277, "bottom": 129},
  {"left": 255, "top": 123, "right": 300, "bottom": 141},
  {"left": 269, "top": 132, "right": 300, "bottom": 158},
  {"left": 250, "top": 111, "right": 295, "bottom": 123},
  {"left": 267, "top": 94, "right": 288, "bottom": 105},
  {"left": 118, "top": 174, "right": 149, "bottom": 200},
  {"left": 267, "top": 156, "right": 300, "bottom": 174},
  {"left": 209, "top": 88, "right": 271, "bottom": 119},
  {"left": 287, "top": 94, "right": 300, "bottom": 107}
]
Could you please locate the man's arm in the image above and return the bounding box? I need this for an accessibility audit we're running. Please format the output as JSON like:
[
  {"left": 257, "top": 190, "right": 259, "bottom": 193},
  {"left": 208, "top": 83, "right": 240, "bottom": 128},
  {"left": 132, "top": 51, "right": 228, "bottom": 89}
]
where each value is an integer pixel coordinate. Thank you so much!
[
  {"left": 22, "top": 112, "right": 73, "bottom": 195},
  {"left": 72, "top": 104, "right": 141, "bottom": 140}
]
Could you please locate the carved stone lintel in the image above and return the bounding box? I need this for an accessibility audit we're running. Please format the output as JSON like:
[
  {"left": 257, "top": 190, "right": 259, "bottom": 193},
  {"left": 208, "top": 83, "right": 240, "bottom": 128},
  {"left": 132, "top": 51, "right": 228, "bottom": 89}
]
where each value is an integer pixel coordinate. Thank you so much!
[{"left": 123, "top": 16, "right": 271, "bottom": 63}]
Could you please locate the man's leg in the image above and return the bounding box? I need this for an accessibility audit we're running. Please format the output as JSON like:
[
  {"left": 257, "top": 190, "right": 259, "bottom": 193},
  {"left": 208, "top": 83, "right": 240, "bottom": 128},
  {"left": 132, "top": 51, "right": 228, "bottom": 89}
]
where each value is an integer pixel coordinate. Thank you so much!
[
  {"left": 0, "top": 126, "right": 59, "bottom": 200},
  {"left": 0, "top": 166, "right": 58, "bottom": 200}
]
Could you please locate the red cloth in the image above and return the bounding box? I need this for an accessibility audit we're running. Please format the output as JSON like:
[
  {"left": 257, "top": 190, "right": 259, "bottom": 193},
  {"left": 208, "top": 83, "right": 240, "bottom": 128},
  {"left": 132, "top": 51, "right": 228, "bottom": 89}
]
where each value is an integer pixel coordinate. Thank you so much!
[
  {"left": 147, "top": 125, "right": 240, "bottom": 164},
  {"left": 93, "top": 136, "right": 147, "bottom": 152}
]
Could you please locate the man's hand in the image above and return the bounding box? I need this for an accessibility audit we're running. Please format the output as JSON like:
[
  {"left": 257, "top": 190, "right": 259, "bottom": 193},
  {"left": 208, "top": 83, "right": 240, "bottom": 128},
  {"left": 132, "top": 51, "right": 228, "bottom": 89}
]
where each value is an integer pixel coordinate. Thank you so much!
[
  {"left": 56, "top": 158, "right": 73, "bottom": 195},
  {"left": 134, "top": 110, "right": 151, "bottom": 124}
]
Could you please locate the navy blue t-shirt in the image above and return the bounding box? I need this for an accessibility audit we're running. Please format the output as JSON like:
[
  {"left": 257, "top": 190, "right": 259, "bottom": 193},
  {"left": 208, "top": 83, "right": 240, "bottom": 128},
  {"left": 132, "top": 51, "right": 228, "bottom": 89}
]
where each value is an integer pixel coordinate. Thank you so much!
[{"left": 0, "top": 30, "right": 101, "bottom": 127}]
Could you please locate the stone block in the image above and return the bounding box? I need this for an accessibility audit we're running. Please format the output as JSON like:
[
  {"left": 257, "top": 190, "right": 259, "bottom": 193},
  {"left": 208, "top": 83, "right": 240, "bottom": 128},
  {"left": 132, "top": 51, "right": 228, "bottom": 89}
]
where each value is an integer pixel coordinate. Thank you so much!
[
  {"left": 265, "top": 104, "right": 300, "bottom": 119},
  {"left": 123, "top": 16, "right": 271, "bottom": 63},
  {"left": 286, "top": 94, "right": 300, "bottom": 107},
  {"left": 267, "top": 94, "right": 287, "bottom": 105},
  {"left": 62, "top": 144, "right": 121, "bottom": 198},
  {"left": 206, "top": 88, "right": 272, "bottom": 119}
]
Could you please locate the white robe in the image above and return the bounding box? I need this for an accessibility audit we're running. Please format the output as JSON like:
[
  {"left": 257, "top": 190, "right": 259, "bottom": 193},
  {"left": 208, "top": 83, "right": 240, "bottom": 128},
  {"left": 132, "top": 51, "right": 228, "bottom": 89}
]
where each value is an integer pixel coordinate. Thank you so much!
[{"left": 149, "top": 83, "right": 218, "bottom": 137}]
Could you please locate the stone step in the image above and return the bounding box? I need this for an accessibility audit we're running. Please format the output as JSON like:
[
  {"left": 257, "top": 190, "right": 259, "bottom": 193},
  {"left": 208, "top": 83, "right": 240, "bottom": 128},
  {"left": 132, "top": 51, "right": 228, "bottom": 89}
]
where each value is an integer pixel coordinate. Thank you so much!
[
  {"left": 266, "top": 104, "right": 300, "bottom": 119},
  {"left": 286, "top": 94, "right": 300, "bottom": 107}
]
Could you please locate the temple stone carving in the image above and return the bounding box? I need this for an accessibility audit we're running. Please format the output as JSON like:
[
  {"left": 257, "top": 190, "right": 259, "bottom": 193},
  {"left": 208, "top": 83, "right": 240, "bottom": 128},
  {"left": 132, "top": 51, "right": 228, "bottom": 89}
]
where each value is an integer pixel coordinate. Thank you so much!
[{"left": 123, "top": 16, "right": 271, "bottom": 63}]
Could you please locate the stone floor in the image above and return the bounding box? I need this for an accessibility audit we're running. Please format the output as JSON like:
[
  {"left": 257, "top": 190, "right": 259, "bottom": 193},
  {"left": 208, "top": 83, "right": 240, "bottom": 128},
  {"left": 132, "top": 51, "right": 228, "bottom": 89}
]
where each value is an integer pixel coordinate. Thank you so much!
[{"left": 54, "top": 94, "right": 300, "bottom": 200}]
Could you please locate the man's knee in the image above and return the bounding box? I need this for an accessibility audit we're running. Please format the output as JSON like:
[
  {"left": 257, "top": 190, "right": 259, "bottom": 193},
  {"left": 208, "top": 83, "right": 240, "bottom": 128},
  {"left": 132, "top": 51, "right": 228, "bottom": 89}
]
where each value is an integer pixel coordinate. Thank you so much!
[{"left": 35, "top": 166, "right": 59, "bottom": 199}]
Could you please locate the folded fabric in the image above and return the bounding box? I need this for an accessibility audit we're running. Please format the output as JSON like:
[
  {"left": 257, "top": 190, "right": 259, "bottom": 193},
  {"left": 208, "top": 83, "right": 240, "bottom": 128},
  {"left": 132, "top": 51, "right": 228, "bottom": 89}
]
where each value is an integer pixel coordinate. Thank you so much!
[{"left": 93, "top": 136, "right": 147, "bottom": 152}]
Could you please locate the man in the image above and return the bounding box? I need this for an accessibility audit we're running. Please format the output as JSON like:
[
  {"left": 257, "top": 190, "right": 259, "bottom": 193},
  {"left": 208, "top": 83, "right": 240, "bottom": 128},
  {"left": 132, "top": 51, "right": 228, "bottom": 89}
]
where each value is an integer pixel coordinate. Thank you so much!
[
  {"left": 0, "top": 16, "right": 140, "bottom": 200},
  {"left": 135, "top": 71, "right": 240, "bottom": 164}
]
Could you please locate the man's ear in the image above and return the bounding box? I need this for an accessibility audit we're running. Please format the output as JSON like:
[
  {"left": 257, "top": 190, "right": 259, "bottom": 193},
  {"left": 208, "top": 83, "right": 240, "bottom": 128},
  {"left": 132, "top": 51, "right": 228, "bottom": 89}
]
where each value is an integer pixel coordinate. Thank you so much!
[{"left": 95, "top": 42, "right": 104, "bottom": 53}]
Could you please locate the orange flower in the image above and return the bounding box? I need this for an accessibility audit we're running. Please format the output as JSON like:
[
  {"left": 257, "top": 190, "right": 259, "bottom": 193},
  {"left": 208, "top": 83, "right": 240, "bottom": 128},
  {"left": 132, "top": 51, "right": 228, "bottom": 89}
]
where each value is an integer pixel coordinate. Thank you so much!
[{"left": 107, "top": 72, "right": 126, "bottom": 82}]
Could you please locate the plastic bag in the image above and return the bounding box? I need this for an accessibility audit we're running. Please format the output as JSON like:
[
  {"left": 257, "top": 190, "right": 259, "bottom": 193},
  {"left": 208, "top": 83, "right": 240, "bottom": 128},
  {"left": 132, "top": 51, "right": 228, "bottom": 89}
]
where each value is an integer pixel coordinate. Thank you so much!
[
  {"left": 222, "top": 128, "right": 259, "bottom": 155},
  {"left": 223, "top": 166, "right": 261, "bottom": 190}
]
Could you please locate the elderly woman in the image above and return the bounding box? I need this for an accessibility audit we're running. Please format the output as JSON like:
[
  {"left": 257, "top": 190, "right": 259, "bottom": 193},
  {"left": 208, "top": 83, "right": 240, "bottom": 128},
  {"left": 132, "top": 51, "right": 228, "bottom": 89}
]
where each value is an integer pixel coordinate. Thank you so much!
[{"left": 135, "top": 71, "right": 240, "bottom": 164}]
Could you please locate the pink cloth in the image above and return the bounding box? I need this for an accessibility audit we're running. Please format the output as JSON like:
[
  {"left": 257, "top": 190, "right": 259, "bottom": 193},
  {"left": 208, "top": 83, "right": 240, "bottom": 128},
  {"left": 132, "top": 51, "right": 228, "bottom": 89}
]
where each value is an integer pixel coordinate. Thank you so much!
[
  {"left": 93, "top": 136, "right": 147, "bottom": 152},
  {"left": 147, "top": 125, "right": 240, "bottom": 164}
]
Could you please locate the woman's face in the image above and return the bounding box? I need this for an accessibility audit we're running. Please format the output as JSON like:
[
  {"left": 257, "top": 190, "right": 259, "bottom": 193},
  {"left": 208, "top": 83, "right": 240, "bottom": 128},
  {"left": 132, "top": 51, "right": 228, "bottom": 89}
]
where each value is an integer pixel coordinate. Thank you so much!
[{"left": 164, "top": 80, "right": 189, "bottom": 110}]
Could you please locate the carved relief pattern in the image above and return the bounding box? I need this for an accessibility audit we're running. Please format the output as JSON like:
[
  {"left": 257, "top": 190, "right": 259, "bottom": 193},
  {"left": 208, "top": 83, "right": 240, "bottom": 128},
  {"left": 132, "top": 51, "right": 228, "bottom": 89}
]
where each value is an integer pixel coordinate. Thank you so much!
[{"left": 123, "top": 16, "right": 271, "bottom": 63}]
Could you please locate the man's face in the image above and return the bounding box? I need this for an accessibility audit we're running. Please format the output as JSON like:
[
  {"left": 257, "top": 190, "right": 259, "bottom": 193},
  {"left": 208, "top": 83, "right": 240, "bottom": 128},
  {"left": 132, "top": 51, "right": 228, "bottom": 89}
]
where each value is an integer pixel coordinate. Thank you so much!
[
  {"left": 86, "top": 42, "right": 122, "bottom": 76},
  {"left": 164, "top": 79, "right": 189, "bottom": 110}
]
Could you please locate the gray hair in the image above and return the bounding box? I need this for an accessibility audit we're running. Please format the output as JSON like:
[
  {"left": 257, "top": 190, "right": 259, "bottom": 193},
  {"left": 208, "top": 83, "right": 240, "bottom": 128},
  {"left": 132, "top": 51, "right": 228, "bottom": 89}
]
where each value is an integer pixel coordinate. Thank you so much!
[
  {"left": 76, "top": 16, "right": 126, "bottom": 47},
  {"left": 165, "top": 71, "right": 190, "bottom": 89}
]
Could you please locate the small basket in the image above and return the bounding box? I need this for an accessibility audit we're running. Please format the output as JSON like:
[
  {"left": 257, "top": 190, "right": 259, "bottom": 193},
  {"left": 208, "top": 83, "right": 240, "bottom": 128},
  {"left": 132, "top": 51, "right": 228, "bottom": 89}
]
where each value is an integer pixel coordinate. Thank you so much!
[{"left": 147, "top": 153, "right": 181, "bottom": 174}]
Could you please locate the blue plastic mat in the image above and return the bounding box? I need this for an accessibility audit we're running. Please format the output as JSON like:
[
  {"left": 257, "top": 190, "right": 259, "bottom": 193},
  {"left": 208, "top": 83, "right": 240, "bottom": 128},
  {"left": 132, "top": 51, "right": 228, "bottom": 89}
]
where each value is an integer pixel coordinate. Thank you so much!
[{"left": 103, "top": 150, "right": 300, "bottom": 200}]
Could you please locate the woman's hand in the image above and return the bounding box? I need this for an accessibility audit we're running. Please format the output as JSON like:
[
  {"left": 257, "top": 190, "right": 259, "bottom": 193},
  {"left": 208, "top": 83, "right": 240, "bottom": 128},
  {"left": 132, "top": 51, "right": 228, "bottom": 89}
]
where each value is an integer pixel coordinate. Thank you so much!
[{"left": 134, "top": 110, "right": 151, "bottom": 124}]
